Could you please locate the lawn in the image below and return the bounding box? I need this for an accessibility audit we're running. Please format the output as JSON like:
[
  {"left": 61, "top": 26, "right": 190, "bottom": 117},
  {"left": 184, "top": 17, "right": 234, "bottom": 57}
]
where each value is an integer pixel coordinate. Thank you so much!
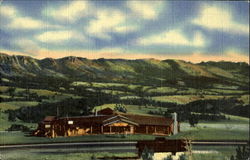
[
  {"left": 71, "top": 81, "right": 127, "bottom": 88},
  {"left": 0, "top": 145, "right": 240, "bottom": 160},
  {"left": 146, "top": 87, "right": 177, "bottom": 94},
  {"left": 0, "top": 149, "right": 136, "bottom": 160},
  {"left": 0, "top": 132, "right": 158, "bottom": 145},
  {"left": 152, "top": 95, "right": 229, "bottom": 104},
  {"left": 192, "top": 145, "right": 238, "bottom": 159},
  {"left": 207, "top": 89, "right": 247, "bottom": 95},
  {"left": 238, "top": 94, "right": 249, "bottom": 105},
  {"left": 170, "top": 127, "right": 249, "bottom": 140},
  {"left": 0, "top": 101, "right": 39, "bottom": 111}
]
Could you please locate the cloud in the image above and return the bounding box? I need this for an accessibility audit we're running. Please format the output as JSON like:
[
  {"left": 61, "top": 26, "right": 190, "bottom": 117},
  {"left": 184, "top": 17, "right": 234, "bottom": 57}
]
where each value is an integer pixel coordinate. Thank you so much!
[
  {"left": 85, "top": 9, "right": 138, "bottom": 39},
  {"left": 14, "top": 39, "right": 41, "bottom": 56},
  {"left": 127, "top": 1, "right": 164, "bottom": 20},
  {"left": 192, "top": 5, "right": 249, "bottom": 35},
  {"left": 0, "top": 4, "right": 59, "bottom": 30},
  {"left": 35, "top": 30, "right": 86, "bottom": 43},
  {"left": 136, "top": 29, "right": 206, "bottom": 47},
  {"left": 44, "top": 1, "right": 90, "bottom": 23},
  {"left": 8, "top": 17, "right": 46, "bottom": 29},
  {"left": 0, "top": 5, "right": 17, "bottom": 18}
]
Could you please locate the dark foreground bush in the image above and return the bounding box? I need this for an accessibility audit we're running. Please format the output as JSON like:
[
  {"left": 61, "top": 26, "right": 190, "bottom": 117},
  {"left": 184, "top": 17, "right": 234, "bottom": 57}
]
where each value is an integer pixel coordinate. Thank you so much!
[{"left": 7, "top": 124, "right": 30, "bottom": 132}]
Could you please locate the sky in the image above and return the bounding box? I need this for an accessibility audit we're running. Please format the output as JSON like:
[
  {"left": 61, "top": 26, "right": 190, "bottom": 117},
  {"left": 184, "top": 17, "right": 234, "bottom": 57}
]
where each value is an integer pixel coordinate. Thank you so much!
[{"left": 0, "top": 0, "right": 249, "bottom": 63}]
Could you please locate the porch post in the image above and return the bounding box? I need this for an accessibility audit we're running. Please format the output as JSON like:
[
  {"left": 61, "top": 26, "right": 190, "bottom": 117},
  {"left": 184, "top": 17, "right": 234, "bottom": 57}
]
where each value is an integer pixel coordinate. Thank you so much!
[
  {"left": 90, "top": 125, "right": 92, "bottom": 134},
  {"left": 146, "top": 126, "right": 148, "bottom": 134},
  {"left": 154, "top": 126, "right": 156, "bottom": 133},
  {"left": 130, "top": 126, "right": 134, "bottom": 134},
  {"left": 109, "top": 126, "right": 112, "bottom": 133},
  {"left": 101, "top": 126, "right": 103, "bottom": 134}
]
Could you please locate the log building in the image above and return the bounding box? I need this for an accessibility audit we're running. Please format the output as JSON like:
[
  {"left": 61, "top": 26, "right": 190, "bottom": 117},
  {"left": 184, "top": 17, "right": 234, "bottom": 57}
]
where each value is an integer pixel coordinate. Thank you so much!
[{"left": 34, "top": 108, "right": 179, "bottom": 138}]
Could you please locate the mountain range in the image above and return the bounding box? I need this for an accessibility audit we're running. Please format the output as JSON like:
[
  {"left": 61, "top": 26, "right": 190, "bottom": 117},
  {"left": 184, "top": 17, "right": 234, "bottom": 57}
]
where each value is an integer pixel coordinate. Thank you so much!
[{"left": 0, "top": 53, "right": 249, "bottom": 88}]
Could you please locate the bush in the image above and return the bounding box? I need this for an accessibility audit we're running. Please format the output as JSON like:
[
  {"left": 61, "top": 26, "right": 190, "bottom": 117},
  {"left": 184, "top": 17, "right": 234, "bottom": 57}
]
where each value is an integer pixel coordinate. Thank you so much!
[
  {"left": 230, "top": 145, "right": 250, "bottom": 160},
  {"left": 141, "top": 146, "right": 154, "bottom": 160},
  {"left": 164, "top": 155, "right": 173, "bottom": 160},
  {"left": 114, "top": 104, "right": 127, "bottom": 113},
  {"left": 179, "top": 154, "right": 187, "bottom": 160},
  {"left": 7, "top": 124, "right": 30, "bottom": 132}
]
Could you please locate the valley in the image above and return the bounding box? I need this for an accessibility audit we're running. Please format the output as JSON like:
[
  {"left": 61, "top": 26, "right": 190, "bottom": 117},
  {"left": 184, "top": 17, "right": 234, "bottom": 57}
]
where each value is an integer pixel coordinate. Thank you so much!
[{"left": 0, "top": 53, "right": 249, "bottom": 145}]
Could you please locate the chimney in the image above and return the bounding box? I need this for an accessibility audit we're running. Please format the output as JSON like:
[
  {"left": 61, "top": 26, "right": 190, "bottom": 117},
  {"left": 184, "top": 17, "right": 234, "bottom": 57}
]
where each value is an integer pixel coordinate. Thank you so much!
[
  {"left": 171, "top": 112, "right": 178, "bottom": 135},
  {"left": 95, "top": 109, "right": 97, "bottom": 116}
]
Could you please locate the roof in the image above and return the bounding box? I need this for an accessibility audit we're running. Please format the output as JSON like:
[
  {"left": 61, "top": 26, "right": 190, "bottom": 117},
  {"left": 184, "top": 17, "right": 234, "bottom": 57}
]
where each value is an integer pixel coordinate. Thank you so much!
[
  {"left": 57, "top": 115, "right": 112, "bottom": 125},
  {"left": 45, "top": 108, "right": 174, "bottom": 127},
  {"left": 103, "top": 115, "right": 139, "bottom": 126},
  {"left": 97, "top": 108, "right": 114, "bottom": 115},
  {"left": 121, "top": 113, "right": 173, "bottom": 126},
  {"left": 43, "top": 116, "right": 56, "bottom": 122}
]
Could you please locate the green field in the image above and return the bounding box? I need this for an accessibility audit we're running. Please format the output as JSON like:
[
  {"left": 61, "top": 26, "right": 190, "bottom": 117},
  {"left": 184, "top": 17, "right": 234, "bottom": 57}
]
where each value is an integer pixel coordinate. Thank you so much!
[
  {"left": 0, "top": 112, "right": 37, "bottom": 131},
  {"left": 0, "top": 146, "right": 240, "bottom": 160},
  {"left": 0, "top": 101, "right": 39, "bottom": 111},
  {"left": 152, "top": 95, "right": 226, "bottom": 104},
  {"left": 0, "top": 149, "right": 136, "bottom": 160},
  {"left": 192, "top": 146, "right": 239, "bottom": 160},
  {"left": 0, "top": 132, "right": 158, "bottom": 145},
  {"left": 170, "top": 128, "right": 248, "bottom": 140}
]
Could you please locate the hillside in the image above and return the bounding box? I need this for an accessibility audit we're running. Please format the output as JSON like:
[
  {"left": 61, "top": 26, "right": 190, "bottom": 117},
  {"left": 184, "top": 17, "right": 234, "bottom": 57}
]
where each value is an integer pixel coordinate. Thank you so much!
[{"left": 0, "top": 53, "right": 249, "bottom": 89}]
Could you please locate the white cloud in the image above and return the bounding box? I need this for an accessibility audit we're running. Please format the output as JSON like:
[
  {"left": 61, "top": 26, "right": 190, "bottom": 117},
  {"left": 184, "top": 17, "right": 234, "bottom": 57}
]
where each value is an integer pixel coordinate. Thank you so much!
[
  {"left": 14, "top": 39, "right": 41, "bottom": 55},
  {"left": 8, "top": 17, "right": 45, "bottom": 29},
  {"left": 35, "top": 30, "right": 85, "bottom": 43},
  {"left": 192, "top": 5, "right": 249, "bottom": 35},
  {"left": 0, "top": 5, "right": 17, "bottom": 18},
  {"left": 0, "top": 4, "right": 59, "bottom": 30},
  {"left": 127, "top": 1, "right": 164, "bottom": 20},
  {"left": 137, "top": 29, "right": 206, "bottom": 47},
  {"left": 44, "top": 1, "right": 90, "bottom": 23},
  {"left": 85, "top": 9, "right": 138, "bottom": 39}
]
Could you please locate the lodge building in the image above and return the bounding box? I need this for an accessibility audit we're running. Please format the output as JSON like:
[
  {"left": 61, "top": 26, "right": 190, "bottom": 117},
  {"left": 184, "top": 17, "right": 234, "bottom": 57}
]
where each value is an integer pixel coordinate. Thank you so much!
[{"left": 34, "top": 108, "right": 179, "bottom": 138}]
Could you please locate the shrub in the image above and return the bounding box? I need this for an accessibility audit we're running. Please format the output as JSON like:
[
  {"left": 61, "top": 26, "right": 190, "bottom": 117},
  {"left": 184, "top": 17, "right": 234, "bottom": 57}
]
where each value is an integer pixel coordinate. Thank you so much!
[
  {"left": 141, "top": 146, "right": 154, "bottom": 160},
  {"left": 230, "top": 145, "right": 250, "bottom": 160},
  {"left": 164, "top": 155, "right": 173, "bottom": 160},
  {"left": 179, "top": 154, "right": 187, "bottom": 160},
  {"left": 7, "top": 124, "right": 30, "bottom": 132}
]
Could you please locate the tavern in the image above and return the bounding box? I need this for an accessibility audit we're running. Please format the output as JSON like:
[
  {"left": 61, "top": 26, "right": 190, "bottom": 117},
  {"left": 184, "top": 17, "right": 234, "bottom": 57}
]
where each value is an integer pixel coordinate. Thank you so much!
[{"left": 34, "top": 108, "right": 180, "bottom": 138}]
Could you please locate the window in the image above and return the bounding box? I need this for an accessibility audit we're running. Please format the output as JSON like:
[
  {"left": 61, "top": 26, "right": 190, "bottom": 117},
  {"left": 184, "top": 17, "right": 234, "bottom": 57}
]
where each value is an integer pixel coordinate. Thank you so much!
[
  {"left": 45, "top": 124, "right": 51, "bottom": 128},
  {"left": 68, "top": 120, "right": 73, "bottom": 124}
]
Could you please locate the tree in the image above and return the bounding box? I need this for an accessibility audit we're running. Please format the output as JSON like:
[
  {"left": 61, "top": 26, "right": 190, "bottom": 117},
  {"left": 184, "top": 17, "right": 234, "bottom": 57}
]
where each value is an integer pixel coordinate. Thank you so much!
[
  {"left": 7, "top": 87, "right": 16, "bottom": 99},
  {"left": 8, "top": 110, "right": 17, "bottom": 122},
  {"left": 235, "top": 145, "right": 249, "bottom": 160},
  {"left": 141, "top": 146, "right": 154, "bottom": 160},
  {"left": 114, "top": 104, "right": 127, "bottom": 113},
  {"left": 230, "top": 145, "right": 250, "bottom": 160},
  {"left": 188, "top": 115, "right": 198, "bottom": 127}
]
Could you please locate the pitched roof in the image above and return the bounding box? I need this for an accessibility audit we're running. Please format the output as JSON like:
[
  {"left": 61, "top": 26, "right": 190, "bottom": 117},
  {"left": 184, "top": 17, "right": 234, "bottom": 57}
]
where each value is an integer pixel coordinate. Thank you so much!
[
  {"left": 43, "top": 116, "right": 56, "bottom": 122},
  {"left": 50, "top": 109, "right": 173, "bottom": 126},
  {"left": 103, "top": 115, "right": 139, "bottom": 126},
  {"left": 97, "top": 108, "right": 114, "bottom": 115},
  {"left": 120, "top": 113, "right": 173, "bottom": 126}
]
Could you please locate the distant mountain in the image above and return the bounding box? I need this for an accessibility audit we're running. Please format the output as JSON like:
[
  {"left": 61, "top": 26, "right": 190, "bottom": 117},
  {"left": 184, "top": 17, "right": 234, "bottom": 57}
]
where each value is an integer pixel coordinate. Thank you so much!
[{"left": 0, "top": 53, "right": 249, "bottom": 88}]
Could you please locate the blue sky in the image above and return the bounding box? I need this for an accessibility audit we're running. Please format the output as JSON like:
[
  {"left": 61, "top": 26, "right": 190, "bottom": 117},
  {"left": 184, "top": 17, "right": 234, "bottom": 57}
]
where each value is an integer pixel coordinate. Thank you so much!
[{"left": 0, "top": 0, "right": 249, "bottom": 62}]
